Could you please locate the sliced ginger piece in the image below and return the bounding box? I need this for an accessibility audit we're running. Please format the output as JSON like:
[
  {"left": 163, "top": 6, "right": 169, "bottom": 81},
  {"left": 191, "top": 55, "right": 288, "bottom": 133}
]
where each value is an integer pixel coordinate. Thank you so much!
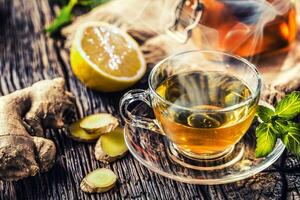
[
  {"left": 68, "top": 120, "right": 101, "bottom": 142},
  {"left": 80, "top": 168, "right": 117, "bottom": 193},
  {"left": 95, "top": 127, "right": 128, "bottom": 163},
  {"left": 79, "top": 113, "right": 119, "bottom": 134}
]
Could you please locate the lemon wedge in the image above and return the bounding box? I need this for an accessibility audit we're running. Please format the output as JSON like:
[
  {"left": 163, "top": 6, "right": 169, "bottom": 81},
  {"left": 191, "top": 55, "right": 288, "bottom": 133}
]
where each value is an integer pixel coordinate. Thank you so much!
[{"left": 70, "top": 22, "right": 146, "bottom": 92}]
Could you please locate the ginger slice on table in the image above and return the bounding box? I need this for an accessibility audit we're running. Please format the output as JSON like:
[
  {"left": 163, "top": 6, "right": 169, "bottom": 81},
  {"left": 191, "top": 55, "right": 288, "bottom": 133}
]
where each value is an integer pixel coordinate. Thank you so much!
[
  {"left": 80, "top": 168, "right": 117, "bottom": 193},
  {"left": 95, "top": 127, "right": 128, "bottom": 163},
  {"left": 68, "top": 120, "right": 102, "bottom": 142},
  {"left": 79, "top": 113, "right": 119, "bottom": 134}
]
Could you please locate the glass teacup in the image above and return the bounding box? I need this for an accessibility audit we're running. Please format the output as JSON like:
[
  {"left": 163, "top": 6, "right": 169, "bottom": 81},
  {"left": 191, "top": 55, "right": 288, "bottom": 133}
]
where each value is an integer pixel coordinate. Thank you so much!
[{"left": 120, "top": 50, "right": 261, "bottom": 161}]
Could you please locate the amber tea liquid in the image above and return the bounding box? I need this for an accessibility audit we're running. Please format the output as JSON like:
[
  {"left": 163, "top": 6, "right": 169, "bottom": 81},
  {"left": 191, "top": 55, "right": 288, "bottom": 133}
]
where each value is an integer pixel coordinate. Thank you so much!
[{"left": 154, "top": 71, "right": 257, "bottom": 155}]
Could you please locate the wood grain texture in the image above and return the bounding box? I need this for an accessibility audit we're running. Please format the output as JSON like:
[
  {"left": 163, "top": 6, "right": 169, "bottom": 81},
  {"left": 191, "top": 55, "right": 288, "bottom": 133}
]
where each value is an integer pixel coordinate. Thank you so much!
[{"left": 0, "top": 0, "right": 299, "bottom": 200}]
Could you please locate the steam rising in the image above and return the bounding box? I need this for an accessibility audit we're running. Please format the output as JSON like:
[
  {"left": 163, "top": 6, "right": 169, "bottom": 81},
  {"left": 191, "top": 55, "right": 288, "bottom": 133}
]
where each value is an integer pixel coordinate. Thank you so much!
[
  {"left": 91, "top": 0, "right": 293, "bottom": 107},
  {"left": 128, "top": 0, "right": 292, "bottom": 109},
  {"left": 222, "top": 0, "right": 290, "bottom": 24},
  {"left": 225, "top": 0, "right": 286, "bottom": 56}
]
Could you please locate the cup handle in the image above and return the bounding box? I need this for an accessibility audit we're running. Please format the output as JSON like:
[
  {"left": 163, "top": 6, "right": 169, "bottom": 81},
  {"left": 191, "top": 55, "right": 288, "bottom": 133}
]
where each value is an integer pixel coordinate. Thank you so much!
[{"left": 119, "top": 89, "right": 162, "bottom": 133}]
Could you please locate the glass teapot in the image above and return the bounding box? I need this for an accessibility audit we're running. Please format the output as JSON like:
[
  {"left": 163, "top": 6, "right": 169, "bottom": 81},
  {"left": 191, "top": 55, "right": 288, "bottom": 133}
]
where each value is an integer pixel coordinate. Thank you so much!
[{"left": 167, "top": 0, "right": 297, "bottom": 57}]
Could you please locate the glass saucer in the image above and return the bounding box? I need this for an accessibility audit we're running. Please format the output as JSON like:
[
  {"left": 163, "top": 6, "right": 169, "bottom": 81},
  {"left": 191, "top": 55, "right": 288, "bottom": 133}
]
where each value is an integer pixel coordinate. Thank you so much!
[{"left": 123, "top": 104, "right": 285, "bottom": 185}]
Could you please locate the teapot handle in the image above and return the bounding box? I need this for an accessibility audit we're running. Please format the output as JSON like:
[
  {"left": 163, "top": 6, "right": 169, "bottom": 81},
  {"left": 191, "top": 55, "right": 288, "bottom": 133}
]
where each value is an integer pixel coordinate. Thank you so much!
[{"left": 166, "top": 0, "right": 204, "bottom": 43}]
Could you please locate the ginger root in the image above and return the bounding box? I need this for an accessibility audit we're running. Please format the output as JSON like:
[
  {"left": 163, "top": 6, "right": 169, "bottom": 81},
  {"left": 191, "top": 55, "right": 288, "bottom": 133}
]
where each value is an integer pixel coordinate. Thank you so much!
[
  {"left": 0, "top": 78, "right": 75, "bottom": 181},
  {"left": 80, "top": 168, "right": 117, "bottom": 193}
]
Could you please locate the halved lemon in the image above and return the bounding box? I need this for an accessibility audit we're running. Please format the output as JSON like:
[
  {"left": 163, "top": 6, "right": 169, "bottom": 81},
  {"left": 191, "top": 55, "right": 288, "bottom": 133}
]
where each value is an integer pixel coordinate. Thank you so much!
[{"left": 70, "top": 21, "right": 146, "bottom": 92}]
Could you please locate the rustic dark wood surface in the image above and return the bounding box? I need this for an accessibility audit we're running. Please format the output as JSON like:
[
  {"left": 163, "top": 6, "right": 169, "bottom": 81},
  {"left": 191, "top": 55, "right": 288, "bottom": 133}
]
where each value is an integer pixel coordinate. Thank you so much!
[{"left": 0, "top": 1, "right": 300, "bottom": 199}]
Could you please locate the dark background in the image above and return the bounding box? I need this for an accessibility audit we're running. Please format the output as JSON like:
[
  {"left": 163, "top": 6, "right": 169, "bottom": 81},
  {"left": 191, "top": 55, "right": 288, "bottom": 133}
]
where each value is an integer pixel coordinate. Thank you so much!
[{"left": 0, "top": 1, "right": 299, "bottom": 199}]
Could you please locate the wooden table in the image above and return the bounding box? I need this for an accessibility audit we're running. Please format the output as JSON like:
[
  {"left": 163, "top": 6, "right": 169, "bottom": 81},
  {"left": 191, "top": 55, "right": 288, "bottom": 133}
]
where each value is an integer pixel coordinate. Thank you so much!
[{"left": 0, "top": 1, "right": 300, "bottom": 199}]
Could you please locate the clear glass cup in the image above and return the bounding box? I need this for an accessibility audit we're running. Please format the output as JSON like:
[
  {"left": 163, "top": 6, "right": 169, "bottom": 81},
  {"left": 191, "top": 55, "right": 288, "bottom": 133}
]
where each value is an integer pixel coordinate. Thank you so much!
[{"left": 120, "top": 50, "right": 262, "bottom": 162}]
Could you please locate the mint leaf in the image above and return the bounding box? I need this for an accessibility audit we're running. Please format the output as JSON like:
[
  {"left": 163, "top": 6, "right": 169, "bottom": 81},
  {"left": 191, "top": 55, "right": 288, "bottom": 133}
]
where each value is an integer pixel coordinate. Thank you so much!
[
  {"left": 255, "top": 92, "right": 300, "bottom": 158},
  {"left": 275, "top": 91, "right": 300, "bottom": 119},
  {"left": 256, "top": 105, "right": 275, "bottom": 122},
  {"left": 282, "top": 122, "right": 300, "bottom": 156},
  {"left": 46, "top": 0, "right": 110, "bottom": 35},
  {"left": 45, "top": 0, "right": 78, "bottom": 35},
  {"left": 255, "top": 122, "right": 278, "bottom": 158},
  {"left": 273, "top": 120, "right": 289, "bottom": 136}
]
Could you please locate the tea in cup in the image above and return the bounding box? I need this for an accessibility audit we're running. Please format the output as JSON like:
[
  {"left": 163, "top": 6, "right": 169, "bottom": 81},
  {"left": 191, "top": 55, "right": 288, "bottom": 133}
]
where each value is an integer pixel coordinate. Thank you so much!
[{"left": 120, "top": 50, "right": 261, "bottom": 160}]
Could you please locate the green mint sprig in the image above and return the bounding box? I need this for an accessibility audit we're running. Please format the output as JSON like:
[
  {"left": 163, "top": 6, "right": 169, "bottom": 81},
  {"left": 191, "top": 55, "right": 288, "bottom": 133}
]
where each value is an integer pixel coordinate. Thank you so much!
[
  {"left": 256, "top": 91, "right": 300, "bottom": 158},
  {"left": 45, "top": 0, "right": 109, "bottom": 35}
]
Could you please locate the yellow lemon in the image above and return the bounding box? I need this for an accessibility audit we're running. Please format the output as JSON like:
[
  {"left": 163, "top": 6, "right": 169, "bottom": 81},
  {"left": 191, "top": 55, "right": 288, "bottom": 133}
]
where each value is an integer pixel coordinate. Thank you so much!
[{"left": 70, "top": 21, "right": 146, "bottom": 92}]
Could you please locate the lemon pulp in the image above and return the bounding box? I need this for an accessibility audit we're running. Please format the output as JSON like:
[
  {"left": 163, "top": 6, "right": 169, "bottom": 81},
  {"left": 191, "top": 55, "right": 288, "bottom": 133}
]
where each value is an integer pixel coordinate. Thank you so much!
[
  {"left": 70, "top": 22, "right": 146, "bottom": 92},
  {"left": 81, "top": 27, "right": 142, "bottom": 78}
]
